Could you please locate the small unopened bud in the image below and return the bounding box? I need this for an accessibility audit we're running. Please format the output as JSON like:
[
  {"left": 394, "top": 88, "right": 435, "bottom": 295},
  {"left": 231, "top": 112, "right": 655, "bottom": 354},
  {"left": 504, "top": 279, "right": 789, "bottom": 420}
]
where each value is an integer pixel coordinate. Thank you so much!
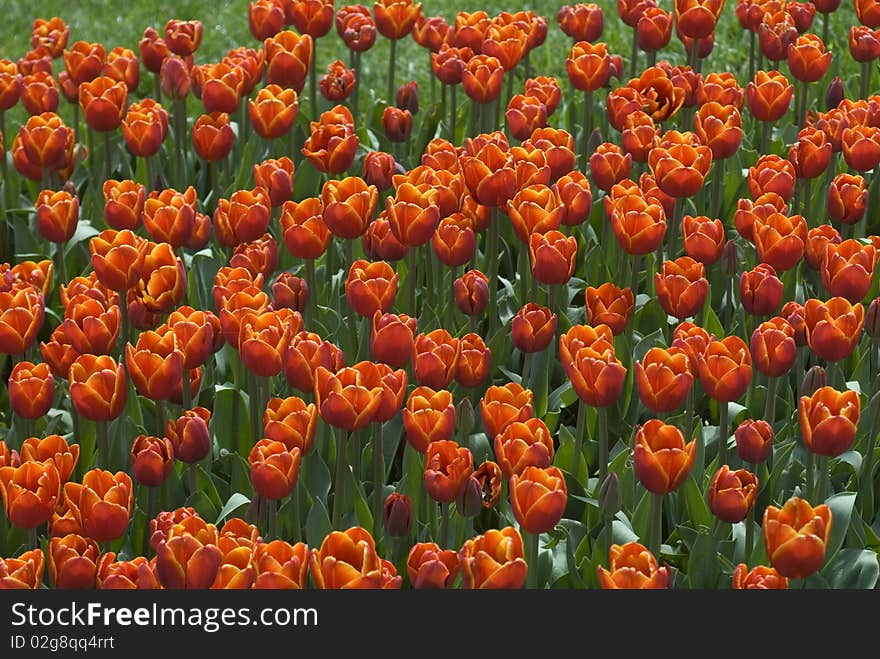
[
  {"left": 62, "top": 180, "right": 78, "bottom": 198},
  {"left": 801, "top": 365, "right": 826, "bottom": 397},
  {"left": 396, "top": 80, "right": 419, "bottom": 115},
  {"left": 866, "top": 297, "right": 880, "bottom": 339},
  {"left": 588, "top": 126, "right": 603, "bottom": 152},
  {"left": 598, "top": 472, "right": 621, "bottom": 518},
  {"left": 382, "top": 492, "right": 413, "bottom": 537},
  {"left": 825, "top": 76, "right": 844, "bottom": 111},
  {"left": 457, "top": 396, "right": 475, "bottom": 436},
  {"left": 721, "top": 240, "right": 739, "bottom": 278},
  {"left": 455, "top": 475, "right": 483, "bottom": 518}
]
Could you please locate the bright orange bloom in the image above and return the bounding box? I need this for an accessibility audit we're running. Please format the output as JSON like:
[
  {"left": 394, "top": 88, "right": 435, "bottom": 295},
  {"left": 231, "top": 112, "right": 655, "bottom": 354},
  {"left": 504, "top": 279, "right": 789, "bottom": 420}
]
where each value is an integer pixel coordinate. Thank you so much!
[
  {"left": 121, "top": 100, "right": 168, "bottom": 159},
  {"left": 0, "top": 548, "right": 45, "bottom": 589},
  {"left": 314, "top": 365, "right": 382, "bottom": 431},
  {"left": 459, "top": 526, "right": 527, "bottom": 589},
  {"left": 633, "top": 419, "right": 696, "bottom": 494},
  {"left": 239, "top": 310, "right": 296, "bottom": 377},
  {"left": 165, "top": 407, "right": 212, "bottom": 464},
  {"left": 590, "top": 142, "right": 632, "bottom": 192},
  {"left": 799, "top": 386, "right": 860, "bottom": 457},
  {"left": 125, "top": 329, "right": 183, "bottom": 401},
  {"left": 155, "top": 534, "right": 222, "bottom": 590},
  {"left": 374, "top": 0, "right": 423, "bottom": 39},
  {"left": 493, "top": 418, "right": 554, "bottom": 478},
  {"left": 79, "top": 76, "right": 126, "bottom": 132},
  {"left": 763, "top": 497, "right": 831, "bottom": 578},
  {"left": 164, "top": 19, "right": 203, "bottom": 57},
  {"left": 681, "top": 214, "right": 726, "bottom": 265},
  {"left": 130, "top": 435, "right": 174, "bottom": 487},
  {"left": 461, "top": 138, "right": 516, "bottom": 207},
  {"left": 597, "top": 541, "right": 670, "bottom": 589},
  {"left": 655, "top": 256, "right": 709, "bottom": 319},
  {"left": 696, "top": 335, "right": 753, "bottom": 402},
  {"left": 407, "top": 542, "right": 458, "bottom": 589},
  {"left": 584, "top": 283, "right": 633, "bottom": 336},
  {"left": 480, "top": 383, "right": 534, "bottom": 439},
  {"left": 19, "top": 435, "right": 78, "bottom": 484},
  {"left": 423, "top": 440, "right": 474, "bottom": 503},
  {"left": 674, "top": 0, "right": 724, "bottom": 38},
  {"left": 740, "top": 263, "right": 784, "bottom": 315},
  {"left": 14, "top": 111, "right": 75, "bottom": 178},
  {"left": 48, "top": 534, "right": 99, "bottom": 589},
  {"left": 732, "top": 563, "right": 788, "bottom": 589},
  {"left": 248, "top": 85, "right": 298, "bottom": 140},
  {"left": 462, "top": 54, "right": 504, "bottom": 104},
  {"left": 290, "top": 0, "right": 335, "bottom": 38},
  {"left": 63, "top": 469, "right": 133, "bottom": 542},
  {"left": 606, "top": 192, "right": 667, "bottom": 255},
  {"left": 103, "top": 46, "right": 140, "bottom": 93},
  {"left": 20, "top": 71, "right": 59, "bottom": 116},
  {"left": 635, "top": 346, "right": 693, "bottom": 413},
  {"left": 249, "top": 0, "right": 285, "bottom": 40},
  {"left": 345, "top": 259, "right": 398, "bottom": 318},
  {"left": 283, "top": 330, "right": 344, "bottom": 394},
  {"left": 827, "top": 173, "right": 868, "bottom": 226},
  {"left": 529, "top": 230, "right": 577, "bottom": 285},
  {"left": 301, "top": 118, "right": 359, "bottom": 175},
  {"left": 511, "top": 303, "right": 557, "bottom": 353},
  {"left": 63, "top": 40, "right": 106, "bottom": 86},
  {"left": 192, "top": 112, "right": 234, "bottom": 162},
  {"left": 432, "top": 214, "right": 476, "bottom": 267},
  {"left": 35, "top": 188, "right": 79, "bottom": 244},
  {"left": 707, "top": 465, "right": 758, "bottom": 523},
  {"left": 753, "top": 211, "right": 807, "bottom": 272},
  {"left": 821, "top": 239, "right": 878, "bottom": 303},
  {"left": 456, "top": 332, "right": 491, "bottom": 388},
  {"left": 142, "top": 186, "right": 197, "bottom": 249},
  {"left": 842, "top": 125, "right": 880, "bottom": 173},
  {"left": 804, "top": 296, "right": 865, "bottom": 362},
  {"left": 0, "top": 287, "right": 45, "bottom": 356},
  {"left": 694, "top": 102, "right": 742, "bottom": 160},
  {"left": 68, "top": 354, "right": 126, "bottom": 421},
  {"left": 0, "top": 460, "right": 61, "bottom": 528},
  {"left": 510, "top": 465, "right": 567, "bottom": 534},
  {"left": 249, "top": 440, "right": 302, "bottom": 500},
  {"left": 265, "top": 31, "right": 313, "bottom": 92},
  {"left": 565, "top": 40, "right": 612, "bottom": 92},
  {"left": 647, "top": 140, "right": 712, "bottom": 198},
  {"left": 746, "top": 69, "right": 794, "bottom": 122},
  {"left": 788, "top": 33, "right": 832, "bottom": 82},
  {"left": 263, "top": 396, "right": 318, "bottom": 454},
  {"left": 280, "top": 197, "right": 330, "bottom": 259},
  {"left": 412, "top": 329, "right": 460, "bottom": 389},
  {"left": 402, "top": 386, "right": 455, "bottom": 453},
  {"left": 214, "top": 187, "right": 271, "bottom": 247},
  {"left": 89, "top": 229, "right": 147, "bottom": 292},
  {"left": 309, "top": 526, "right": 383, "bottom": 589},
  {"left": 253, "top": 540, "right": 309, "bottom": 589},
  {"left": 750, "top": 316, "right": 797, "bottom": 377}
]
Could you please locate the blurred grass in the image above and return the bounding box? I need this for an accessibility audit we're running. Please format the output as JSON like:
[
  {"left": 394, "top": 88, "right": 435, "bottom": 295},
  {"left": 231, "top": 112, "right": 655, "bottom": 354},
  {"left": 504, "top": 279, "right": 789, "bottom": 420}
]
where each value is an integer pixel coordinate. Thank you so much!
[{"left": 0, "top": 1, "right": 868, "bottom": 119}]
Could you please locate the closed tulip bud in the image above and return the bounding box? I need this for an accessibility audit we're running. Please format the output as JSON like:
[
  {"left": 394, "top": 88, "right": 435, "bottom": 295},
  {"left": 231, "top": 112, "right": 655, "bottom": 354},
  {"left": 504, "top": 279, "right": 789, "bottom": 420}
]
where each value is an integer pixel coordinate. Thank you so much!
[
  {"left": 7, "top": 360, "right": 53, "bottom": 419},
  {"left": 804, "top": 296, "right": 864, "bottom": 362},
  {"left": 734, "top": 419, "right": 773, "bottom": 464},
  {"left": 382, "top": 106, "right": 413, "bottom": 143},
  {"left": 707, "top": 465, "right": 758, "bottom": 523},
  {"left": 165, "top": 407, "right": 211, "bottom": 463},
  {"left": 130, "top": 435, "right": 174, "bottom": 487},
  {"left": 48, "top": 534, "right": 99, "bottom": 589},
  {"left": 35, "top": 188, "right": 78, "bottom": 244},
  {"left": 459, "top": 526, "right": 527, "bottom": 589},
  {"left": 825, "top": 76, "right": 844, "bottom": 110},
  {"left": 249, "top": 440, "right": 301, "bottom": 500},
  {"left": 635, "top": 346, "right": 693, "bottom": 413},
  {"left": 453, "top": 269, "right": 490, "bottom": 316},
  {"left": 584, "top": 283, "right": 633, "bottom": 336},
  {"left": 597, "top": 541, "right": 670, "bottom": 589},
  {"left": 801, "top": 364, "right": 827, "bottom": 397},
  {"left": 799, "top": 386, "right": 861, "bottom": 457},
  {"left": 382, "top": 492, "right": 413, "bottom": 537},
  {"left": 63, "top": 469, "right": 133, "bottom": 542},
  {"left": 309, "top": 526, "right": 383, "bottom": 589},
  {"left": 456, "top": 332, "right": 491, "bottom": 388},
  {"left": 511, "top": 303, "right": 557, "bottom": 354},
  {"left": 867, "top": 297, "right": 880, "bottom": 338},
  {"left": 529, "top": 230, "right": 577, "bottom": 285},
  {"left": 138, "top": 28, "right": 168, "bottom": 76},
  {"left": 763, "top": 496, "right": 831, "bottom": 578},
  {"left": 599, "top": 472, "right": 622, "bottom": 517},
  {"left": 192, "top": 112, "right": 234, "bottom": 162}
]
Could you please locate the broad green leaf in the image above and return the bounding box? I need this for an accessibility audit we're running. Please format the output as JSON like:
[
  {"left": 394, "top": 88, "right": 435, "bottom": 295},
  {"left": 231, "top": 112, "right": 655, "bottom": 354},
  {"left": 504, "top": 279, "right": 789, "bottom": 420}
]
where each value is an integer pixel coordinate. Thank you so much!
[
  {"left": 823, "top": 491, "right": 857, "bottom": 566},
  {"left": 824, "top": 549, "right": 879, "bottom": 589},
  {"left": 215, "top": 492, "right": 251, "bottom": 525}
]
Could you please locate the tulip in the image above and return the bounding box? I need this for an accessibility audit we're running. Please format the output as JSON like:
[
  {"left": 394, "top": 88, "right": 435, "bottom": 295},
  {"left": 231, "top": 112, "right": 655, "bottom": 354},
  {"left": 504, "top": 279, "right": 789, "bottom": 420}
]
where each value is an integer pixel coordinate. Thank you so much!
[
  {"left": 606, "top": 193, "right": 667, "bottom": 255},
  {"left": 382, "top": 493, "right": 413, "bottom": 538},
  {"left": 214, "top": 187, "right": 271, "bottom": 248},
  {"left": 747, "top": 69, "right": 795, "bottom": 124},
  {"left": 68, "top": 354, "right": 126, "bottom": 421},
  {"left": 633, "top": 419, "right": 696, "bottom": 494},
  {"left": 0, "top": 460, "right": 61, "bottom": 528},
  {"left": 63, "top": 469, "right": 133, "bottom": 542},
  {"left": 35, "top": 188, "right": 79, "bottom": 244},
  {"left": 460, "top": 139, "right": 516, "bottom": 208},
  {"left": 314, "top": 365, "right": 382, "bottom": 432},
  {"left": 252, "top": 540, "right": 308, "bottom": 589},
  {"left": 827, "top": 174, "right": 868, "bottom": 226},
  {"left": 20, "top": 71, "right": 58, "bottom": 115},
  {"left": 510, "top": 465, "right": 567, "bottom": 535},
  {"left": 456, "top": 332, "right": 491, "bottom": 388},
  {"left": 79, "top": 76, "right": 126, "bottom": 132},
  {"left": 423, "top": 440, "right": 474, "bottom": 503},
  {"left": 301, "top": 118, "right": 359, "bottom": 175},
  {"left": 655, "top": 256, "right": 709, "bottom": 319},
  {"left": 553, "top": 171, "right": 593, "bottom": 227},
  {"left": 0, "top": 548, "right": 45, "bottom": 589},
  {"left": 734, "top": 419, "right": 774, "bottom": 465},
  {"left": 707, "top": 465, "right": 758, "bottom": 523},
  {"left": 842, "top": 125, "right": 880, "bottom": 173},
  {"left": 191, "top": 112, "right": 234, "bottom": 162},
  {"left": 125, "top": 331, "right": 183, "bottom": 402},
  {"left": 238, "top": 310, "right": 295, "bottom": 378},
  {"left": 264, "top": 31, "right": 312, "bottom": 92},
  {"left": 322, "top": 176, "right": 378, "bottom": 240},
  {"left": 402, "top": 386, "right": 456, "bottom": 453},
  {"left": 164, "top": 19, "right": 202, "bottom": 56},
  {"left": 565, "top": 40, "right": 612, "bottom": 92},
  {"left": 63, "top": 41, "right": 105, "bottom": 87},
  {"left": 412, "top": 329, "right": 460, "bottom": 389},
  {"left": 344, "top": 259, "right": 398, "bottom": 318},
  {"left": 597, "top": 541, "right": 670, "bottom": 589},
  {"left": 48, "top": 534, "right": 100, "bottom": 589},
  {"left": 248, "top": 85, "right": 298, "bottom": 140},
  {"left": 511, "top": 303, "right": 558, "bottom": 354},
  {"left": 480, "top": 383, "right": 534, "bottom": 439},
  {"left": 7, "top": 361, "right": 54, "bottom": 420},
  {"left": 751, "top": 317, "right": 797, "bottom": 378},
  {"left": 14, "top": 112, "right": 75, "bottom": 178},
  {"left": 61, "top": 294, "right": 120, "bottom": 356},
  {"left": 459, "top": 526, "right": 528, "bottom": 589},
  {"left": 462, "top": 54, "right": 504, "bottom": 104},
  {"left": 732, "top": 564, "right": 788, "bottom": 589},
  {"left": 249, "top": 440, "right": 302, "bottom": 500},
  {"left": 406, "top": 542, "right": 458, "bottom": 588},
  {"left": 283, "top": 331, "right": 344, "bottom": 394},
  {"left": 96, "top": 555, "right": 160, "bottom": 590},
  {"left": 740, "top": 263, "right": 784, "bottom": 316},
  {"left": 799, "top": 386, "right": 860, "bottom": 457},
  {"left": 155, "top": 534, "right": 222, "bottom": 590},
  {"left": 165, "top": 407, "right": 212, "bottom": 464},
  {"left": 763, "top": 496, "right": 831, "bottom": 578},
  {"left": 590, "top": 142, "right": 632, "bottom": 192},
  {"left": 696, "top": 335, "right": 753, "bottom": 403},
  {"left": 19, "top": 435, "right": 79, "bottom": 484},
  {"left": 560, "top": 330, "right": 627, "bottom": 408},
  {"left": 130, "top": 435, "right": 174, "bottom": 487},
  {"left": 529, "top": 230, "right": 577, "bottom": 285},
  {"left": 635, "top": 347, "right": 693, "bottom": 414},
  {"left": 804, "top": 297, "right": 865, "bottom": 362},
  {"left": 821, "top": 240, "right": 877, "bottom": 303},
  {"left": 309, "top": 526, "right": 383, "bottom": 589}
]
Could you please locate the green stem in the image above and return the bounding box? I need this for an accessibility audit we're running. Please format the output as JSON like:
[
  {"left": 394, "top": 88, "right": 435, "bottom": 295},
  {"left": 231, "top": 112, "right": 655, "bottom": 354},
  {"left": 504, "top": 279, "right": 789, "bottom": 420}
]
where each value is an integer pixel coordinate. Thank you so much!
[
  {"left": 760, "top": 120, "right": 769, "bottom": 156},
  {"left": 487, "top": 208, "right": 500, "bottom": 337},
  {"left": 597, "top": 405, "right": 609, "bottom": 488},
  {"left": 574, "top": 400, "right": 586, "bottom": 482},
  {"left": 292, "top": 478, "right": 302, "bottom": 542},
  {"left": 144, "top": 485, "right": 156, "bottom": 556},
  {"left": 266, "top": 497, "right": 277, "bottom": 539},
  {"left": 859, "top": 390, "right": 878, "bottom": 519},
  {"left": 580, "top": 90, "right": 592, "bottom": 173},
  {"left": 717, "top": 400, "right": 728, "bottom": 467},
  {"left": 332, "top": 429, "right": 348, "bottom": 530},
  {"left": 55, "top": 241, "right": 68, "bottom": 287},
  {"left": 629, "top": 27, "right": 638, "bottom": 79},
  {"left": 748, "top": 31, "right": 755, "bottom": 83},
  {"left": 311, "top": 39, "right": 319, "bottom": 119},
  {"left": 103, "top": 130, "right": 112, "bottom": 184},
  {"left": 806, "top": 450, "right": 815, "bottom": 501},
  {"left": 816, "top": 455, "right": 830, "bottom": 503},
  {"left": 521, "top": 352, "right": 533, "bottom": 392},
  {"left": 187, "top": 461, "right": 197, "bottom": 496},
  {"left": 97, "top": 420, "right": 109, "bottom": 469},
  {"left": 181, "top": 365, "right": 191, "bottom": 412},
  {"left": 439, "top": 501, "right": 450, "bottom": 548},
  {"left": 650, "top": 492, "right": 664, "bottom": 558},
  {"left": 407, "top": 247, "right": 417, "bottom": 316},
  {"left": 28, "top": 526, "right": 38, "bottom": 551},
  {"left": 387, "top": 38, "right": 397, "bottom": 107},
  {"left": 155, "top": 399, "right": 166, "bottom": 438},
  {"left": 372, "top": 422, "right": 384, "bottom": 539},
  {"left": 518, "top": 242, "right": 530, "bottom": 305},
  {"left": 450, "top": 83, "right": 457, "bottom": 142},
  {"left": 744, "top": 500, "right": 755, "bottom": 564},
  {"left": 352, "top": 51, "right": 361, "bottom": 128},
  {"left": 144, "top": 156, "right": 154, "bottom": 193},
  {"left": 668, "top": 197, "right": 683, "bottom": 261},
  {"left": 764, "top": 376, "right": 778, "bottom": 425},
  {"left": 712, "top": 158, "right": 725, "bottom": 218},
  {"left": 525, "top": 531, "right": 540, "bottom": 589},
  {"left": 862, "top": 60, "right": 870, "bottom": 102},
  {"left": 173, "top": 99, "right": 186, "bottom": 190}
]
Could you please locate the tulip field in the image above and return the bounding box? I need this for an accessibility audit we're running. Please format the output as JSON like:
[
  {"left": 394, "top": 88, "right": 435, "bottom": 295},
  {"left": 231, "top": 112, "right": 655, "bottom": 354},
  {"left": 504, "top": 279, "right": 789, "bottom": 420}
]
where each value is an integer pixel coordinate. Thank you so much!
[{"left": 2, "top": 0, "right": 880, "bottom": 592}]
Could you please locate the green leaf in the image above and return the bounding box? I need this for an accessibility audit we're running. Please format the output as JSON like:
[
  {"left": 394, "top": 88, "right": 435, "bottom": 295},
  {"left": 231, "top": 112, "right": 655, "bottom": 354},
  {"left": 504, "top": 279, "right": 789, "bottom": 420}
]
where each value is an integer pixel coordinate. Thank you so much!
[
  {"left": 305, "top": 497, "right": 332, "bottom": 548},
  {"left": 823, "top": 491, "right": 857, "bottom": 566},
  {"left": 215, "top": 492, "right": 251, "bottom": 525},
  {"left": 304, "top": 449, "right": 332, "bottom": 506},
  {"left": 687, "top": 529, "right": 720, "bottom": 589},
  {"left": 680, "top": 474, "right": 712, "bottom": 530},
  {"left": 824, "top": 548, "right": 879, "bottom": 589},
  {"left": 210, "top": 385, "right": 250, "bottom": 457}
]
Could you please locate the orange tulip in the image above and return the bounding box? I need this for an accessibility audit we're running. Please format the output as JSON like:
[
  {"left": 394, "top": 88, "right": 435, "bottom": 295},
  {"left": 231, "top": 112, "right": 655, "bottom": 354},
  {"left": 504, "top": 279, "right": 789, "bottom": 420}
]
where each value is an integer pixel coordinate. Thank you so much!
[
  {"left": 155, "top": 534, "right": 222, "bottom": 590},
  {"left": 753, "top": 211, "right": 807, "bottom": 273},
  {"left": 633, "top": 419, "right": 696, "bottom": 494},
  {"left": 263, "top": 396, "right": 318, "bottom": 455},
  {"left": 125, "top": 330, "right": 183, "bottom": 402},
  {"left": 314, "top": 365, "right": 382, "bottom": 431},
  {"left": 552, "top": 170, "right": 593, "bottom": 227},
  {"left": 48, "top": 534, "right": 100, "bottom": 589},
  {"left": 35, "top": 188, "right": 79, "bottom": 244},
  {"left": 746, "top": 69, "right": 794, "bottom": 122},
  {"left": 19, "top": 435, "right": 78, "bottom": 484},
  {"left": 20, "top": 71, "right": 58, "bottom": 116},
  {"left": 511, "top": 303, "right": 557, "bottom": 353},
  {"left": 804, "top": 296, "right": 865, "bottom": 362},
  {"left": 510, "top": 465, "right": 567, "bottom": 534},
  {"left": 192, "top": 112, "right": 234, "bottom": 162},
  {"left": 655, "top": 256, "right": 709, "bottom": 319},
  {"left": 494, "top": 418, "right": 554, "bottom": 479},
  {"left": 14, "top": 111, "right": 75, "bottom": 176},
  {"left": 159, "top": 54, "right": 190, "bottom": 100},
  {"left": 423, "top": 440, "right": 474, "bottom": 503},
  {"left": 799, "top": 386, "right": 860, "bottom": 457},
  {"left": 480, "top": 383, "right": 534, "bottom": 439},
  {"left": 214, "top": 187, "right": 271, "bottom": 248},
  {"left": 265, "top": 30, "right": 312, "bottom": 92},
  {"left": 566, "top": 40, "right": 612, "bottom": 92},
  {"left": 734, "top": 418, "right": 774, "bottom": 464},
  {"left": 560, "top": 326, "right": 627, "bottom": 407},
  {"left": 165, "top": 407, "right": 212, "bottom": 464},
  {"left": 750, "top": 316, "right": 797, "bottom": 377},
  {"left": 827, "top": 173, "right": 867, "bottom": 226},
  {"left": 63, "top": 469, "right": 133, "bottom": 542},
  {"left": 68, "top": 354, "right": 127, "bottom": 421},
  {"left": 249, "top": 440, "right": 302, "bottom": 500},
  {"left": 97, "top": 555, "right": 160, "bottom": 590},
  {"left": 164, "top": 19, "right": 202, "bottom": 56},
  {"left": 253, "top": 540, "right": 309, "bottom": 589},
  {"left": 309, "top": 526, "right": 383, "bottom": 589},
  {"left": 732, "top": 563, "right": 788, "bottom": 589},
  {"left": 280, "top": 197, "right": 330, "bottom": 260},
  {"left": 682, "top": 214, "right": 726, "bottom": 264},
  {"left": 696, "top": 336, "right": 752, "bottom": 402},
  {"left": 0, "top": 548, "right": 45, "bottom": 589},
  {"left": 635, "top": 346, "right": 693, "bottom": 414},
  {"left": 842, "top": 125, "right": 880, "bottom": 173},
  {"left": 283, "top": 330, "right": 344, "bottom": 394},
  {"left": 344, "top": 259, "right": 398, "bottom": 318},
  {"left": 60, "top": 294, "right": 120, "bottom": 356},
  {"left": 529, "top": 230, "right": 577, "bottom": 285},
  {"left": 7, "top": 361, "right": 54, "bottom": 420},
  {"left": 0, "top": 287, "right": 44, "bottom": 356},
  {"left": 648, "top": 141, "right": 712, "bottom": 198},
  {"left": 707, "top": 465, "right": 758, "bottom": 523},
  {"left": 789, "top": 127, "right": 832, "bottom": 180},
  {"left": 597, "top": 541, "right": 671, "bottom": 589},
  {"left": 400, "top": 386, "right": 455, "bottom": 453},
  {"left": 460, "top": 138, "right": 516, "bottom": 207},
  {"left": 321, "top": 176, "right": 378, "bottom": 240},
  {"left": 238, "top": 310, "right": 295, "bottom": 378},
  {"left": 412, "top": 329, "right": 460, "bottom": 389},
  {"left": 459, "top": 526, "right": 527, "bottom": 589},
  {"left": 606, "top": 192, "right": 667, "bottom": 255},
  {"left": 821, "top": 239, "right": 878, "bottom": 303},
  {"left": 456, "top": 332, "right": 491, "bottom": 388},
  {"left": 740, "top": 263, "right": 784, "bottom": 316},
  {"left": 0, "top": 460, "right": 61, "bottom": 528},
  {"left": 693, "top": 101, "right": 743, "bottom": 160},
  {"left": 130, "top": 435, "right": 174, "bottom": 487},
  {"left": 584, "top": 283, "right": 633, "bottom": 336},
  {"left": 63, "top": 40, "right": 105, "bottom": 86},
  {"left": 763, "top": 496, "right": 831, "bottom": 578},
  {"left": 407, "top": 542, "right": 459, "bottom": 589},
  {"left": 79, "top": 76, "right": 126, "bottom": 132}
]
